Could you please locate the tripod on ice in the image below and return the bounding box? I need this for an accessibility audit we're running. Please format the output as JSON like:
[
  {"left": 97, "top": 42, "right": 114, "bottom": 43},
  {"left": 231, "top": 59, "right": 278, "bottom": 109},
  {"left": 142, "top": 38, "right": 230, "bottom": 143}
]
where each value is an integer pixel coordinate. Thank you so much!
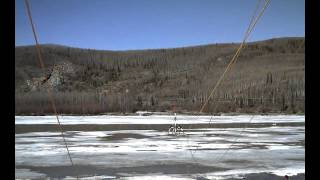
[{"left": 168, "top": 113, "right": 184, "bottom": 135}]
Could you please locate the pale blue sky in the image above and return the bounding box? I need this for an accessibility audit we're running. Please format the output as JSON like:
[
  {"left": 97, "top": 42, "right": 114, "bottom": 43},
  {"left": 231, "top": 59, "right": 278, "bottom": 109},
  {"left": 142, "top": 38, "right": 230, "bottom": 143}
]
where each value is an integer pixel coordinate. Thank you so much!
[{"left": 15, "top": 0, "right": 305, "bottom": 50}]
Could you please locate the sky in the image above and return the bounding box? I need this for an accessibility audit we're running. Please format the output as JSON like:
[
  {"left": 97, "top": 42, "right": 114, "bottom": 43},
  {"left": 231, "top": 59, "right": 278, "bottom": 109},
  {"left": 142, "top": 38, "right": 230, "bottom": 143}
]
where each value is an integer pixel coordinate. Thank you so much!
[{"left": 15, "top": 0, "right": 305, "bottom": 50}]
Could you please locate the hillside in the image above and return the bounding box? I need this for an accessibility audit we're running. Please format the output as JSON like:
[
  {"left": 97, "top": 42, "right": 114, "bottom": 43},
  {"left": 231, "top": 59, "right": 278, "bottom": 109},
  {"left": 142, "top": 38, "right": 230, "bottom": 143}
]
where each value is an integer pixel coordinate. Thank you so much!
[{"left": 15, "top": 37, "right": 305, "bottom": 115}]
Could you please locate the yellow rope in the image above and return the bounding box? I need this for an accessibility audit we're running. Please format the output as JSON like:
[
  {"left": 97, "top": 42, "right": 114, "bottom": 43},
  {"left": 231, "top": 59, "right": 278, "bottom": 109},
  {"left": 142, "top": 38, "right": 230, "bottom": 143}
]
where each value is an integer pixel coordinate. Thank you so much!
[
  {"left": 199, "top": 0, "right": 270, "bottom": 113},
  {"left": 186, "top": 0, "right": 271, "bottom": 170},
  {"left": 205, "top": 0, "right": 271, "bottom": 166},
  {"left": 23, "top": 0, "right": 78, "bottom": 179}
]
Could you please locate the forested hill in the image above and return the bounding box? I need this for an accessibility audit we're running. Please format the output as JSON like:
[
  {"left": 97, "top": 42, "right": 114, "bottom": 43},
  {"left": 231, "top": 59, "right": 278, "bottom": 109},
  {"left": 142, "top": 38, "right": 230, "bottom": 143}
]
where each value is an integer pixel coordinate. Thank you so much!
[{"left": 15, "top": 37, "right": 305, "bottom": 115}]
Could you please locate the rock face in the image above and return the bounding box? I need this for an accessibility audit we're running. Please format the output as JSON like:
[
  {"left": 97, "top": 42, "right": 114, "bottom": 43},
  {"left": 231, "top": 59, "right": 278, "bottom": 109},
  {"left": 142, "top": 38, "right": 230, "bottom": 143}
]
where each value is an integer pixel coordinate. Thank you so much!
[{"left": 26, "top": 61, "right": 74, "bottom": 91}]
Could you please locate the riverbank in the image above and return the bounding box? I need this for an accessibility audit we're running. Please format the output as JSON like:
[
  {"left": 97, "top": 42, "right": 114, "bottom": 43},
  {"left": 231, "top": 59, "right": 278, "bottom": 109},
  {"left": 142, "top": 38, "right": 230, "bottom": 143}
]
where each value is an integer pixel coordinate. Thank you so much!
[{"left": 15, "top": 110, "right": 305, "bottom": 116}]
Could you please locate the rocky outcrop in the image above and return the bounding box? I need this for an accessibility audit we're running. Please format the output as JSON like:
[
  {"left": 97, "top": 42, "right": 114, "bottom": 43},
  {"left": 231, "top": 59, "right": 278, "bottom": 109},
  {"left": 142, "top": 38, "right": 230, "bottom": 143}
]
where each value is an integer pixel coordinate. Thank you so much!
[{"left": 26, "top": 61, "right": 74, "bottom": 91}]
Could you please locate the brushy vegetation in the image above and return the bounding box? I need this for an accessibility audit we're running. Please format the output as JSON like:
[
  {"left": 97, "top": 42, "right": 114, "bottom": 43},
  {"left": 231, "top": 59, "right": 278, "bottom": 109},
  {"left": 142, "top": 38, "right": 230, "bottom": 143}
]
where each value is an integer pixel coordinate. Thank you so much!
[{"left": 15, "top": 37, "right": 304, "bottom": 115}]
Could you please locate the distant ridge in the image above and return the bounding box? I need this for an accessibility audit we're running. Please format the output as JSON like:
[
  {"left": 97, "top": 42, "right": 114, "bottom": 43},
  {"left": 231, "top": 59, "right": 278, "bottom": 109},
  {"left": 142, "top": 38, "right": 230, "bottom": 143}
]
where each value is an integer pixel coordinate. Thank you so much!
[
  {"left": 15, "top": 36, "right": 304, "bottom": 52},
  {"left": 15, "top": 36, "right": 305, "bottom": 115}
]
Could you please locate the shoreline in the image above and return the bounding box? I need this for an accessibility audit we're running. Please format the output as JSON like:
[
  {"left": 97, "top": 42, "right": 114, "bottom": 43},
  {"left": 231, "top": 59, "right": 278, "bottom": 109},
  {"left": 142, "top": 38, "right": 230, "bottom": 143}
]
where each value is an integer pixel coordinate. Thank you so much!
[{"left": 15, "top": 111, "right": 305, "bottom": 116}]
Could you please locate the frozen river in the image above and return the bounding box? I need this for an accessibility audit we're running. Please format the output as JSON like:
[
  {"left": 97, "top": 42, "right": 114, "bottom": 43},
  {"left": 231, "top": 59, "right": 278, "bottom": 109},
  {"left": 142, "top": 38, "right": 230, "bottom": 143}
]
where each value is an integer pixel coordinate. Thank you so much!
[{"left": 15, "top": 115, "right": 305, "bottom": 179}]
